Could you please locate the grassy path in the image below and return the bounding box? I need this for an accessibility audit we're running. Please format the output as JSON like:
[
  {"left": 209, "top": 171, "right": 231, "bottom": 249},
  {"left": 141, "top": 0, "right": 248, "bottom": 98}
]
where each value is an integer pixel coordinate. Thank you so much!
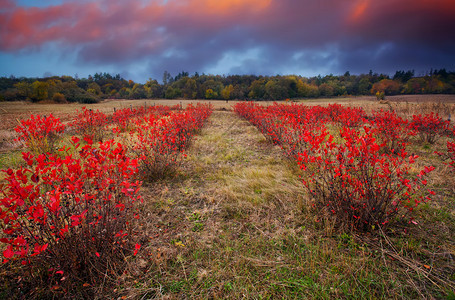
[
  {"left": 133, "top": 111, "right": 308, "bottom": 298},
  {"left": 125, "top": 110, "right": 441, "bottom": 299}
]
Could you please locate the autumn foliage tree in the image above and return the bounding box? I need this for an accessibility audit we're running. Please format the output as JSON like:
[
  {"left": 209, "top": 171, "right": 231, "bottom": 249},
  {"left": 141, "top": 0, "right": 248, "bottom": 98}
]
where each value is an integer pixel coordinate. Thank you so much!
[
  {"left": 1, "top": 69, "right": 455, "bottom": 102},
  {"left": 371, "top": 79, "right": 402, "bottom": 96}
]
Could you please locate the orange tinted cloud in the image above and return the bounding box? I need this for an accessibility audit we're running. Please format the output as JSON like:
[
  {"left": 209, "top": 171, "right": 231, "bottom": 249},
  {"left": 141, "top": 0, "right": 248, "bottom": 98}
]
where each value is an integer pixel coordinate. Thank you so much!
[
  {"left": 200, "top": 0, "right": 272, "bottom": 13},
  {"left": 160, "top": 0, "right": 272, "bottom": 20},
  {"left": 0, "top": 5, "right": 74, "bottom": 50},
  {"left": 349, "top": 0, "right": 370, "bottom": 22},
  {"left": 0, "top": 0, "right": 274, "bottom": 51}
]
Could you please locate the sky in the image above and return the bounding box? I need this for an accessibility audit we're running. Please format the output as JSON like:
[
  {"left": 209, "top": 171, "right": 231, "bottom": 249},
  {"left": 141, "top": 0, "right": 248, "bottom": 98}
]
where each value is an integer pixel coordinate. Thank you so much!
[{"left": 1, "top": 0, "right": 454, "bottom": 83}]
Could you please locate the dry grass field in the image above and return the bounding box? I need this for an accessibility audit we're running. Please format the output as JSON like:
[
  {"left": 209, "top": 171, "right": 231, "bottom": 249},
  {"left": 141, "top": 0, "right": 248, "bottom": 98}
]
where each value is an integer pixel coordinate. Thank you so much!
[
  {"left": 1, "top": 94, "right": 454, "bottom": 127},
  {"left": 1, "top": 95, "right": 455, "bottom": 298},
  {"left": 2, "top": 95, "right": 455, "bottom": 151}
]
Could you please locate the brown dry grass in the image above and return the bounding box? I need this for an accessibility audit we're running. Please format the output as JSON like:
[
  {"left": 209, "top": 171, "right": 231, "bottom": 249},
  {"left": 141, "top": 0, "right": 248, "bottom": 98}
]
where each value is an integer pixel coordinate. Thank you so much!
[
  {"left": 2, "top": 94, "right": 455, "bottom": 131},
  {"left": 294, "top": 95, "right": 455, "bottom": 120},
  {"left": 0, "top": 99, "right": 158, "bottom": 131}
]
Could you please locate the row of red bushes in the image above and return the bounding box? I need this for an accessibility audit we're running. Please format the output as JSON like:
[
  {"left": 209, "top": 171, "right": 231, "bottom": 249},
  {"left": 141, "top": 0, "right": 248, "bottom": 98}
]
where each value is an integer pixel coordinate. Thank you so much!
[
  {"left": 235, "top": 102, "right": 453, "bottom": 231},
  {"left": 1, "top": 103, "right": 212, "bottom": 294}
]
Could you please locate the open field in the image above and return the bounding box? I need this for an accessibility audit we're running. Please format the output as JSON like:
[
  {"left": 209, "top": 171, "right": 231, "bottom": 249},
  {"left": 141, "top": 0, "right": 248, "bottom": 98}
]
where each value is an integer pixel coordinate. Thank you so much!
[
  {"left": 1, "top": 96, "right": 455, "bottom": 298},
  {"left": 2, "top": 94, "right": 455, "bottom": 129},
  {"left": 2, "top": 95, "right": 455, "bottom": 151},
  {"left": 0, "top": 95, "right": 455, "bottom": 130}
]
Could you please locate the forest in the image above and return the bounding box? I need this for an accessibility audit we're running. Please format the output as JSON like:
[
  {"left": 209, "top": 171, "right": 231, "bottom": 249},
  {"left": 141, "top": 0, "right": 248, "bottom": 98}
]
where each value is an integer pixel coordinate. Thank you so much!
[{"left": 0, "top": 69, "right": 454, "bottom": 103}]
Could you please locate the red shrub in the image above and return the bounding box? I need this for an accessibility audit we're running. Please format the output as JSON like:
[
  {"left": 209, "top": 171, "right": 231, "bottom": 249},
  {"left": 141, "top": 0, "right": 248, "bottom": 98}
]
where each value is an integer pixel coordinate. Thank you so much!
[
  {"left": 130, "top": 104, "right": 212, "bottom": 180},
  {"left": 71, "top": 107, "right": 108, "bottom": 141},
  {"left": 15, "top": 114, "right": 65, "bottom": 154},
  {"left": 297, "top": 127, "right": 433, "bottom": 231},
  {"left": 235, "top": 102, "right": 434, "bottom": 231},
  {"left": 368, "top": 110, "right": 412, "bottom": 154},
  {"left": 0, "top": 137, "right": 142, "bottom": 285},
  {"left": 409, "top": 112, "right": 450, "bottom": 144}
]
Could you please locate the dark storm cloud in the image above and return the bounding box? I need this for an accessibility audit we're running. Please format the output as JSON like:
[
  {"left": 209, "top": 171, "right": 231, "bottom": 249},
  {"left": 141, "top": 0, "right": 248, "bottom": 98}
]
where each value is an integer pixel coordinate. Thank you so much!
[{"left": 1, "top": 0, "right": 454, "bottom": 80}]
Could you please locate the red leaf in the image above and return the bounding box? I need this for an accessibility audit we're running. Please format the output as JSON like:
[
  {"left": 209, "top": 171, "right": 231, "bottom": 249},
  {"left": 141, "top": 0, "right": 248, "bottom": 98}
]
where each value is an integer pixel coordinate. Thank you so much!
[
  {"left": 3, "top": 246, "right": 14, "bottom": 259},
  {"left": 31, "top": 173, "right": 39, "bottom": 183}
]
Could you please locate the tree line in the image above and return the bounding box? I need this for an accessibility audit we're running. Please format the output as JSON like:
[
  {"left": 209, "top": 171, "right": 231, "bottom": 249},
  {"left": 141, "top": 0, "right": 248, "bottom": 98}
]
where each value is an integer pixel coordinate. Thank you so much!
[{"left": 1, "top": 69, "right": 454, "bottom": 103}]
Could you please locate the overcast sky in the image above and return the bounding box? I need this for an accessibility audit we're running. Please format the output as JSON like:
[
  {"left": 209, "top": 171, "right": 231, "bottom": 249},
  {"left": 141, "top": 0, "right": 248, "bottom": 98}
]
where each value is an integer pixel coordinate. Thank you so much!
[{"left": 1, "top": 0, "right": 454, "bottom": 82}]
